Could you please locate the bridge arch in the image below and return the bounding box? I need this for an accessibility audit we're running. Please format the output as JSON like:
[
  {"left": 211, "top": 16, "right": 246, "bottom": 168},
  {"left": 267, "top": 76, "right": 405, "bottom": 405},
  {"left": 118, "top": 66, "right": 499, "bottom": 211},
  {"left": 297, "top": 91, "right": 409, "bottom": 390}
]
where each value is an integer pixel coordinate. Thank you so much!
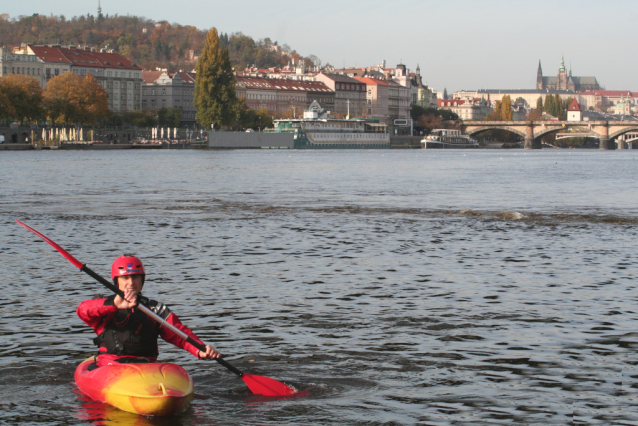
[
  {"left": 609, "top": 126, "right": 638, "bottom": 140},
  {"left": 465, "top": 126, "right": 527, "bottom": 139},
  {"left": 534, "top": 127, "right": 601, "bottom": 139}
]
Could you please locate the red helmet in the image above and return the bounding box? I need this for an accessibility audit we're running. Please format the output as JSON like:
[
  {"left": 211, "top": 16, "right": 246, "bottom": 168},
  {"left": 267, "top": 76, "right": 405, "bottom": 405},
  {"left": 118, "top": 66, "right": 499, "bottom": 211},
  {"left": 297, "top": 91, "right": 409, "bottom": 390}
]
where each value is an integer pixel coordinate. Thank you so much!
[{"left": 111, "top": 254, "right": 145, "bottom": 280}]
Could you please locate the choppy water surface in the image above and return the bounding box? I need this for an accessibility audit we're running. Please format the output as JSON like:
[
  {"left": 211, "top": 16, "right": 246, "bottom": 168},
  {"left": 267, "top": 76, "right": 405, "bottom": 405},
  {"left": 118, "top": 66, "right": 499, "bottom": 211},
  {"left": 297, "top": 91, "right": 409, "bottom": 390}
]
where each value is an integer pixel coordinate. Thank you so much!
[{"left": 0, "top": 149, "right": 637, "bottom": 425}]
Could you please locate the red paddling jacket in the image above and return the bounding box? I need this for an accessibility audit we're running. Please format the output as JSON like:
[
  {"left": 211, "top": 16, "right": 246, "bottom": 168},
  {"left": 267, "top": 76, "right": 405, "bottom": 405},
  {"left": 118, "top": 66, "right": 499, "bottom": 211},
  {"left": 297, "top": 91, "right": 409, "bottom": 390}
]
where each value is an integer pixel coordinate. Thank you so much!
[{"left": 77, "top": 295, "right": 204, "bottom": 366}]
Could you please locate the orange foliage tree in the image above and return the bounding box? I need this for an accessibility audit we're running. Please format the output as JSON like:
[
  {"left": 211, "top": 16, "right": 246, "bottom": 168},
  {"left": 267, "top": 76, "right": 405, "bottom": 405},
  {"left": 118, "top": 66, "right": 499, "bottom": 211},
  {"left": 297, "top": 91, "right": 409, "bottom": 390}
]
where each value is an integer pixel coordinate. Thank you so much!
[
  {"left": 0, "top": 74, "right": 43, "bottom": 122},
  {"left": 0, "top": 89, "right": 16, "bottom": 121},
  {"left": 43, "top": 72, "right": 109, "bottom": 125}
]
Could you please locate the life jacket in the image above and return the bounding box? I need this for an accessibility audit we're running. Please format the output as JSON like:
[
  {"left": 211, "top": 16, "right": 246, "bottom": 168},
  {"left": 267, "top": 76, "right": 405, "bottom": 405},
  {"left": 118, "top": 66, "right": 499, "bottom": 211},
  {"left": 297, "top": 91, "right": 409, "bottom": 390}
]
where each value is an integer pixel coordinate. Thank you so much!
[{"left": 94, "top": 304, "right": 160, "bottom": 358}]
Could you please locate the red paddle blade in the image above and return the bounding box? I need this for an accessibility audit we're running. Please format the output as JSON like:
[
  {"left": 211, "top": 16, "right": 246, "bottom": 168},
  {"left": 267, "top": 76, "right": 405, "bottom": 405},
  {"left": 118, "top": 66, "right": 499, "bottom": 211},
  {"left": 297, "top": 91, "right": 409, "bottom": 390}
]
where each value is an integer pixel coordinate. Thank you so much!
[
  {"left": 15, "top": 219, "right": 84, "bottom": 269},
  {"left": 242, "top": 374, "right": 297, "bottom": 396}
]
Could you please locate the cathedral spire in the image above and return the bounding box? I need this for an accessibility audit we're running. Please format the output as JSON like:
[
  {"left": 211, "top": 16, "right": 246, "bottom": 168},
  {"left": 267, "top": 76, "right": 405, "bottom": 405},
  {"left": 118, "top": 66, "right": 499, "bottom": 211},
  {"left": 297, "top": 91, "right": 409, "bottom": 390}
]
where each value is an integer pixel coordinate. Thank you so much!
[
  {"left": 559, "top": 55, "right": 566, "bottom": 72},
  {"left": 536, "top": 60, "right": 543, "bottom": 90}
]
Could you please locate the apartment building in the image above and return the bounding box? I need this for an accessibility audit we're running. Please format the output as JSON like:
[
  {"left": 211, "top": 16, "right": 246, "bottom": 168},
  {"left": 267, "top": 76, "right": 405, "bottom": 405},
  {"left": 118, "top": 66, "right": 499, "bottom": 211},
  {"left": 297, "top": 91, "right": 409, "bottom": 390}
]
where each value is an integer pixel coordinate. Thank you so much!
[
  {"left": 0, "top": 47, "right": 46, "bottom": 86},
  {"left": 14, "top": 44, "right": 142, "bottom": 112},
  {"left": 142, "top": 70, "right": 196, "bottom": 124},
  {"left": 314, "top": 72, "right": 366, "bottom": 118},
  {"left": 235, "top": 76, "right": 334, "bottom": 116}
]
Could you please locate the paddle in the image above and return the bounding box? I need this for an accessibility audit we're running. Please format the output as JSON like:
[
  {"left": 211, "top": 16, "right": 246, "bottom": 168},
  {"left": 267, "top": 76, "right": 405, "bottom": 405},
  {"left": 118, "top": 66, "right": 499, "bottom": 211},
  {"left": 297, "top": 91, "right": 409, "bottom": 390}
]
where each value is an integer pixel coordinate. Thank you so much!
[{"left": 16, "top": 219, "right": 297, "bottom": 397}]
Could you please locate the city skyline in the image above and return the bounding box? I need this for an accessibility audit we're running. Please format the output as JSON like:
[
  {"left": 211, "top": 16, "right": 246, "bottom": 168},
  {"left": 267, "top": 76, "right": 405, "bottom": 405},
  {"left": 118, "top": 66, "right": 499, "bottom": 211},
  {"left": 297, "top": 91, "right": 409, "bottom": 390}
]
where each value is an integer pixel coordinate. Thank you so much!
[{"left": 4, "top": 0, "right": 637, "bottom": 92}]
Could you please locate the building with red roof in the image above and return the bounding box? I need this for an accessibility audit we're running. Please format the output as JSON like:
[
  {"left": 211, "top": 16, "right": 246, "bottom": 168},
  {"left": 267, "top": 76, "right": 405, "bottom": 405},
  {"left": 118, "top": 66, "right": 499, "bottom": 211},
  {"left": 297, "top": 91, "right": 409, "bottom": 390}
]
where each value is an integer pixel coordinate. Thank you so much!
[
  {"left": 234, "top": 76, "right": 334, "bottom": 116},
  {"left": 567, "top": 98, "right": 582, "bottom": 121},
  {"left": 13, "top": 44, "right": 142, "bottom": 113},
  {"left": 315, "top": 72, "right": 366, "bottom": 118}
]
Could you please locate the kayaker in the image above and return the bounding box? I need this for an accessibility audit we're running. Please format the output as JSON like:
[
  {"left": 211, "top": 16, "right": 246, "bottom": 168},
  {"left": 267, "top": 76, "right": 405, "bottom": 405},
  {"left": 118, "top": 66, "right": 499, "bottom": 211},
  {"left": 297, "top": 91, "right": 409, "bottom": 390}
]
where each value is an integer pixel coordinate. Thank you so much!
[{"left": 77, "top": 254, "right": 220, "bottom": 367}]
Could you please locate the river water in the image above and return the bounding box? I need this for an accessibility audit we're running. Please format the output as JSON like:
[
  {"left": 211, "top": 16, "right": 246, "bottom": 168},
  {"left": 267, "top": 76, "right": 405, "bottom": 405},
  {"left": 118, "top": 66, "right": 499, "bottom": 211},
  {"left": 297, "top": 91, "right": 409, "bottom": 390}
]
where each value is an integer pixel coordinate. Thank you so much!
[{"left": 0, "top": 149, "right": 636, "bottom": 425}]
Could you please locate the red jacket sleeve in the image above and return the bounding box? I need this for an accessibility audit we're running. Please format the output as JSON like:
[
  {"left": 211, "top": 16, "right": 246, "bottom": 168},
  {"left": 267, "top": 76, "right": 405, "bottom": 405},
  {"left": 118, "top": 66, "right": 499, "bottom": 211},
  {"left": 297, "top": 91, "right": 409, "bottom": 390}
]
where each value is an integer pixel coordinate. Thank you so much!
[
  {"left": 159, "top": 313, "right": 205, "bottom": 358},
  {"left": 76, "top": 298, "right": 118, "bottom": 332}
]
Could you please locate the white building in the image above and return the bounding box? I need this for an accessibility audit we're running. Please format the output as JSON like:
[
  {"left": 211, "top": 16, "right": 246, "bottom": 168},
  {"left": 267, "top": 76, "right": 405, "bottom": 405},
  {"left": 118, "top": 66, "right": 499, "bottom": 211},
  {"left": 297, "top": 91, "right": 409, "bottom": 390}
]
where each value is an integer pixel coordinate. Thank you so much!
[
  {"left": 15, "top": 44, "right": 142, "bottom": 112},
  {"left": 0, "top": 47, "right": 46, "bottom": 86}
]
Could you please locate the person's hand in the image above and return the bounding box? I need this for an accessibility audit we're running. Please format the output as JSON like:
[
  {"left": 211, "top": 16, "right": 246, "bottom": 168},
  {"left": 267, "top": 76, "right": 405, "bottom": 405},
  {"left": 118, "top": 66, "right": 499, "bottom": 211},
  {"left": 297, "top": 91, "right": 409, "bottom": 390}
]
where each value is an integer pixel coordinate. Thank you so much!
[
  {"left": 114, "top": 288, "right": 139, "bottom": 309},
  {"left": 198, "top": 345, "right": 220, "bottom": 360}
]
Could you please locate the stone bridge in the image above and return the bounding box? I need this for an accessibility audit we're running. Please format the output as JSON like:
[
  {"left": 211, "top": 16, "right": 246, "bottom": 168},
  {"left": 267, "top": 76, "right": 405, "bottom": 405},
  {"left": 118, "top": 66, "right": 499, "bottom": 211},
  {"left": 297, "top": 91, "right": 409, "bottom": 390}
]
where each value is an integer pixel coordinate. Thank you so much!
[{"left": 462, "top": 121, "right": 638, "bottom": 149}]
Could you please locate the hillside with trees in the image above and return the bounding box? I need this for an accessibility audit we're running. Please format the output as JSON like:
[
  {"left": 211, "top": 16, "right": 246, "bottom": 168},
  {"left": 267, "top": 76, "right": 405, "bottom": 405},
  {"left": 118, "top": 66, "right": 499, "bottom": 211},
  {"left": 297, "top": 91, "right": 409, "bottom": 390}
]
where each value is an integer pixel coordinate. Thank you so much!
[{"left": 0, "top": 13, "right": 317, "bottom": 72}]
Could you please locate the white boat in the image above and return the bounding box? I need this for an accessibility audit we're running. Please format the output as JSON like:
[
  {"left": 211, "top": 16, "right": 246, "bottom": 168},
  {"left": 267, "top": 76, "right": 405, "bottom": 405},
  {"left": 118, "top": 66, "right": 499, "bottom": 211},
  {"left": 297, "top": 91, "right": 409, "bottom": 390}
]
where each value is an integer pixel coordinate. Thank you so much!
[
  {"left": 421, "top": 129, "right": 479, "bottom": 149},
  {"left": 269, "top": 101, "right": 390, "bottom": 149}
]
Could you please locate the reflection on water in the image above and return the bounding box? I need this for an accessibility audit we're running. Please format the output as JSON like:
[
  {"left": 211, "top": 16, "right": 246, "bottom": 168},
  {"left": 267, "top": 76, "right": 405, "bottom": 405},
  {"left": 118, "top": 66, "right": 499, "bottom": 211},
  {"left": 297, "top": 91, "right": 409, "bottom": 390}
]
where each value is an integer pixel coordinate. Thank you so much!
[{"left": 0, "top": 150, "right": 637, "bottom": 424}]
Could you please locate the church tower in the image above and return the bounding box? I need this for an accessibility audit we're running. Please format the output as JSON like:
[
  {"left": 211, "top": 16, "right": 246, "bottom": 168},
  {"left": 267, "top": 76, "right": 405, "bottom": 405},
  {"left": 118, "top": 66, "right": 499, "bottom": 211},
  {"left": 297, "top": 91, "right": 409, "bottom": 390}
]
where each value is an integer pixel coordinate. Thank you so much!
[
  {"left": 557, "top": 55, "right": 567, "bottom": 90},
  {"left": 536, "top": 60, "right": 543, "bottom": 89}
]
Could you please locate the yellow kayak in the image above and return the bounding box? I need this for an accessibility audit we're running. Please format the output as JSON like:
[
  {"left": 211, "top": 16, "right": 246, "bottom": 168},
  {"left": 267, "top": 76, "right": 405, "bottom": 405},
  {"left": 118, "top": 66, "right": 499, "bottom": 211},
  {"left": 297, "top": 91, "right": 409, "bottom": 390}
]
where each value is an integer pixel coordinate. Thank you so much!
[{"left": 74, "top": 358, "right": 194, "bottom": 416}]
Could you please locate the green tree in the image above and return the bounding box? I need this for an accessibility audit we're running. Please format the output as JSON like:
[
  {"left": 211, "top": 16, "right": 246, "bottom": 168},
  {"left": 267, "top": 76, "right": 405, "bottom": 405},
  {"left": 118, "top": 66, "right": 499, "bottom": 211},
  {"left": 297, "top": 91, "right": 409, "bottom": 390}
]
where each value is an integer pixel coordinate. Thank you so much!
[
  {"left": 157, "top": 107, "right": 181, "bottom": 127},
  {"left": 235, "top": 99, "right": 273, "bottom": 130},
  {"left": 194, "top": 27, "right": 238, "bottom": 129},
  {"left": 536, "top": 96, "right": 543, "bottom": 113},
  {"left": 544, "top": 94, "right": 555, "bottom": 117}
]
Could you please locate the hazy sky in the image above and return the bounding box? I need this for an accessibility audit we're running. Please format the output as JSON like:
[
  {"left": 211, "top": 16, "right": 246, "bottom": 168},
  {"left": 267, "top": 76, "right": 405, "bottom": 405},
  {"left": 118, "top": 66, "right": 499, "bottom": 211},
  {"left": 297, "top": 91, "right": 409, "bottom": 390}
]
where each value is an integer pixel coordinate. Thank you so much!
[{"left": 6, "top": 1, "right": 637, "bottom": 93}]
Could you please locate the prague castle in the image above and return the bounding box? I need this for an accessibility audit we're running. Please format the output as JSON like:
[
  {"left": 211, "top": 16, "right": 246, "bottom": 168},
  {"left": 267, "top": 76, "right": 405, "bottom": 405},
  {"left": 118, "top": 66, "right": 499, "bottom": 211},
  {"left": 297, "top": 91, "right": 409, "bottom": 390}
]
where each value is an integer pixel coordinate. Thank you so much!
[{"left": 536, "top": 57, "right": 600, "bottom": 92}]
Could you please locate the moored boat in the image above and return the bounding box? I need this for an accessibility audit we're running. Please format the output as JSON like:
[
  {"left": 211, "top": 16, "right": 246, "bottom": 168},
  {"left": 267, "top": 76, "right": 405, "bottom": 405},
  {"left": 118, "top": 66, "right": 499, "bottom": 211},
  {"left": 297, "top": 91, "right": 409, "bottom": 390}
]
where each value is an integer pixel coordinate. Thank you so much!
[
  {"left": 421, "top": 129, "right": 479, "bottom": 149},
  {"left": 74, "top": 357, "right": 194, "bottom": 416},
  {"left": 268, "top": 101, "right": 390, "bottom": 149}
]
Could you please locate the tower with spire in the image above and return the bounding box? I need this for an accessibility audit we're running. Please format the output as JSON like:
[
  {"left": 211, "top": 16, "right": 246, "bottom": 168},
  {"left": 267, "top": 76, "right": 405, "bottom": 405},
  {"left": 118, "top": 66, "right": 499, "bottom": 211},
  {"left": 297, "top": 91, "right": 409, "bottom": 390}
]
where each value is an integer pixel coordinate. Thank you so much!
[
  {"left": 536, "top": 60, "right": 543, "bottom": 90},
  {"left": 558, "top": 55, "right": 568, "bottom": 89},
  {"left": 535, "top": 56, "right": 600, "bottom": 92}
]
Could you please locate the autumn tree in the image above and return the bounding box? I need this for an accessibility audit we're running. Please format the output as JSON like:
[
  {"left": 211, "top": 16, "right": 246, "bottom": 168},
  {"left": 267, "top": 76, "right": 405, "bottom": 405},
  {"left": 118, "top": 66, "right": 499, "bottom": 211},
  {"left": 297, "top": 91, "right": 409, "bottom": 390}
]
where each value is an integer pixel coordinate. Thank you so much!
[
  {"left": 418, "top": 114, "right": 443, "bottom": 133},
  {"left": 194, "top": 27, "right": 238, "bottom": 129},
  {"left": 0, "top": 74, "right": 43, "bottom": 123},
  {"left": 500, "top": 95, "right": 513, "bottom": 121},
  {"left": 0, "top": 89, "right": 16, "bottom": 121},
  {"left": 485, "top": 101, "right": 501, "bottom": 121},
  {"left": 43, "top": 72, "right": 109, "bottom": 125},
  {"left": 525, "top": 108, "right": 542, "bottom": 121}
]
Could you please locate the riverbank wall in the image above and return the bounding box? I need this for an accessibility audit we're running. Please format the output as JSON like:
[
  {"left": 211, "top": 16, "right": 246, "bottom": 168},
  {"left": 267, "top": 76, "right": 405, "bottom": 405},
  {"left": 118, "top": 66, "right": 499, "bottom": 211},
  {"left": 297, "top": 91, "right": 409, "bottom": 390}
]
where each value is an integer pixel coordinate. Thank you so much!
[{"left": 208, "top": 132, "right": 294, "bottom": 149}]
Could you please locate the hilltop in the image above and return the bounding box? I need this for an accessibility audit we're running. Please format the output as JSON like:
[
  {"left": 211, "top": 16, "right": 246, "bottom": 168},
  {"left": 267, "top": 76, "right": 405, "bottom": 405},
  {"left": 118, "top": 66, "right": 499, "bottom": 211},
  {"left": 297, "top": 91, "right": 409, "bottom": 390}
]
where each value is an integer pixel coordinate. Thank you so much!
[{"left": 0, "top": 13, "right": 318, "bottom": 72}]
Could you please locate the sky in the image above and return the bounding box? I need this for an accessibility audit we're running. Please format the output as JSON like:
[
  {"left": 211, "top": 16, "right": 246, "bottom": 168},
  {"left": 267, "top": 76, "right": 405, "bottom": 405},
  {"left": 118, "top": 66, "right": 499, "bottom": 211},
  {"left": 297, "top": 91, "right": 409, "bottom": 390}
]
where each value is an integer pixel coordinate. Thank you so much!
[{"left": 5, "top": 0, "right": 637, "bottom": 93}]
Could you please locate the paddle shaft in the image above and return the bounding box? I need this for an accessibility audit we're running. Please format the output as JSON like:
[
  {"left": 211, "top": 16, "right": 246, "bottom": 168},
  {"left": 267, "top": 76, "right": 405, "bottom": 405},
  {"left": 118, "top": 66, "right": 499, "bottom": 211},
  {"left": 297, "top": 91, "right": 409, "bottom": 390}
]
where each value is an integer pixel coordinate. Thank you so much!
[{"left": 80, "top": 264, "right": 244, "bottom": 377}]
